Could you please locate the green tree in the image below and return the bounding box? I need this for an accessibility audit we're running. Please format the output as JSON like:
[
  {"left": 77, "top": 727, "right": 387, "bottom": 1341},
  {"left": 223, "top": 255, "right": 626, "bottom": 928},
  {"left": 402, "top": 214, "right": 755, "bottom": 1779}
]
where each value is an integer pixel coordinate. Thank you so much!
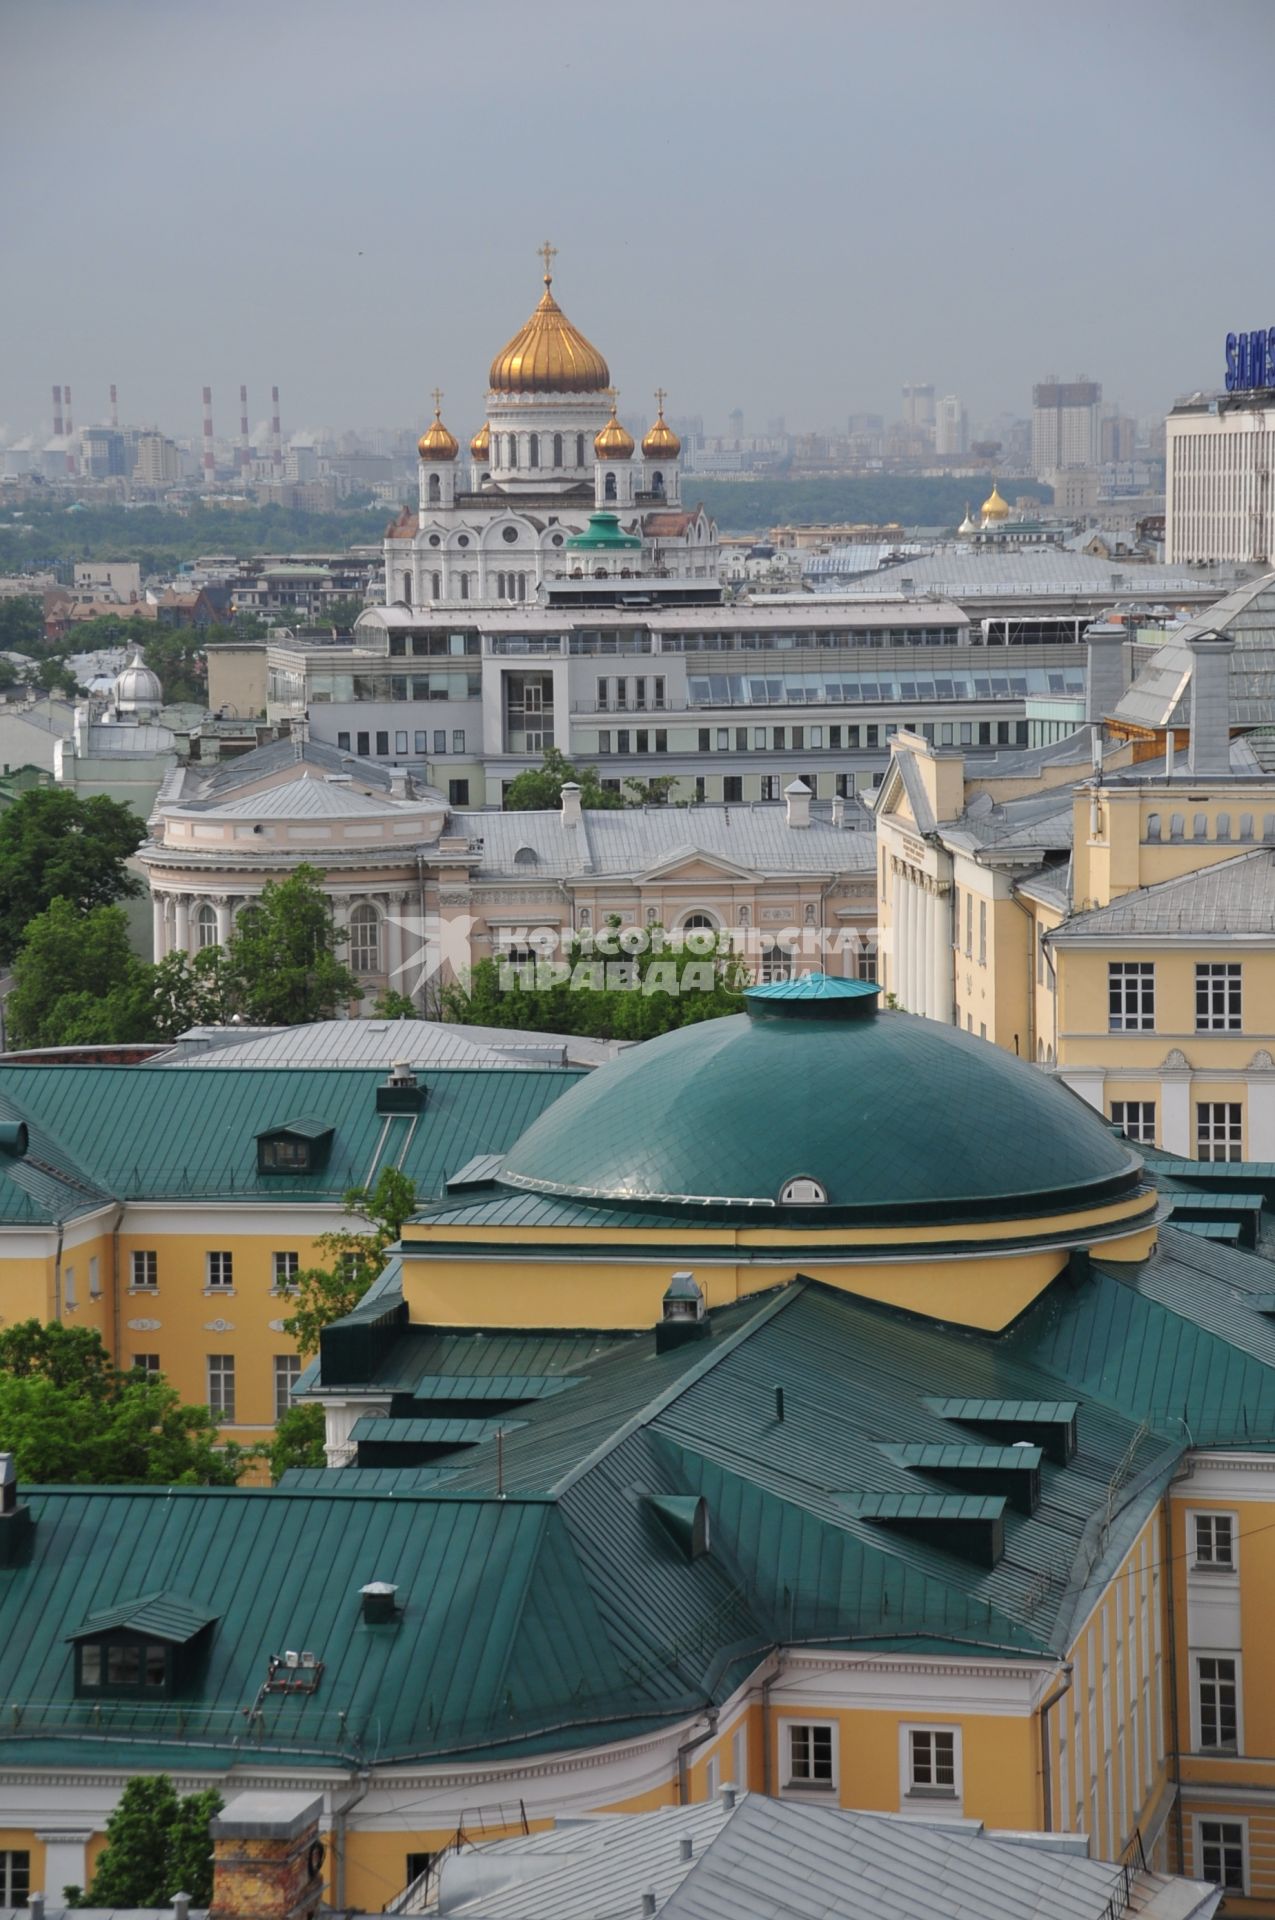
[
  {"left": 65, "top": 1776, "right": 223, "bottom": 1907},
  {"left": 371, "top": 987, "right": 419, "bottom": 1019},
  {"left": 33, "top": 656, "right": 80, "bottom": 698},
  {"left": 623, "top": 774, "right": 678, "bottom": 807},
  {"left": 282, "top": 1168, "right": 417, "bottom": 1357},
  {"left": 223, "top": 864, "right": 361, "bottom": 1023},
  {"left": 503, "top": 748, "right": 624, "bottom": 812},
  {"left": 5, "top": 900, "right": 155, "bottom": 1048},
  {"left": 0, "top": 1322, "right": 244, "bottom": 1486},
  {"left": 322, "top": 597, "right": 368, "bottom": 632},
  {"left": 0, "top": 594, "right": 44, "bottom": 654},
  {"left": 443, "top": 918, "right": 750, "bottom": 1042},
  {"left": 269, "top": 1401, "right": 326, "bottom": 1478},
  {"left": 0, "top": 787, "right": 145, "bottom": 961},
  {"left": 148, "top": 945, "right": 236, "bottom": 1038}
]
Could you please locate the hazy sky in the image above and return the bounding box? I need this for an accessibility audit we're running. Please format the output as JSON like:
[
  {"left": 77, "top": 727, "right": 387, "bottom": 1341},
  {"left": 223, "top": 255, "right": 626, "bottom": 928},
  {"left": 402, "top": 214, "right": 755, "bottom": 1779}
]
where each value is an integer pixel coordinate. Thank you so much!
[{"left": 2, "top": 0, "right": 1272, "bottom": 443}]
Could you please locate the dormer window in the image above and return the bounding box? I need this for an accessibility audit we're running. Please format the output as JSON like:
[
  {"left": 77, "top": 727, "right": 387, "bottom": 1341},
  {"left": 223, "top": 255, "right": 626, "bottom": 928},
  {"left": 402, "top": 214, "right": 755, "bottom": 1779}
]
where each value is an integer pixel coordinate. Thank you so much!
[
  {"left": 68, "top": 1591, "right": 217, "bottom": 1700},
  {"left": 257, "top": 1116, "right": 334, "bottom": 1176},
  {"left": 780, "top": 1176, "right": 827, "bottom": 1205}
]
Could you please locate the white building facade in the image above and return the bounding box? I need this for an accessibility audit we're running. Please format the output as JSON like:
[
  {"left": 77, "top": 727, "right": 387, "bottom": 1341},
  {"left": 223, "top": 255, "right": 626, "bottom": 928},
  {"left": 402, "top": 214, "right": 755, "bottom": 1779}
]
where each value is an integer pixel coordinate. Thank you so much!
[{"left": 1166, "top": 395, "right": 1275, "bottom": 567}]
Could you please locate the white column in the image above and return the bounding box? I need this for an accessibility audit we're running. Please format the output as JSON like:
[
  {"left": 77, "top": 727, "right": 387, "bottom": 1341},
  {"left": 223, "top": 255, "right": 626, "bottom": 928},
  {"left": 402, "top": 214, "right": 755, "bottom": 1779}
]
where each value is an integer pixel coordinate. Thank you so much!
[
  {"left": 1249, "top": 1064, "right": 1275, "bottom": 1160},
  {"left": 1160, "top": 1066, "right": 1193, "bottom": 1157},
  {"left": 384, "top": 894, "right": 403, "bottom": 990},
  {"left": 151, "top": 891, "right": 166, "bottom": 961},
  {"left": 895, "top": 868, "right": 912, "bottom": 1008},
  {"left": 214, "top": 895, "right": 232, "bottom": 946},
  {"left": 173, "top": 893, "right": 190, "bottom": 955},
  {"left": 1061, "top": 1067, "right": 1106, "bottom": 1112},
  {"left": 36, "top": 1830, "right": 92, "bottom": 1905}
]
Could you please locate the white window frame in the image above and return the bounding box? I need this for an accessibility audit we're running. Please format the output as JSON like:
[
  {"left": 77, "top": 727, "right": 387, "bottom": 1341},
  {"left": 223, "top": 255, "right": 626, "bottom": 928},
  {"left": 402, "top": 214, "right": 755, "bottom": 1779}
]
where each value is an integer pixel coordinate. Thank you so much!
[
  {"left": 1110, "top": 1100, "right": 1156, "bottom": 1146},
  {"left": 131, "top": 1249, "right": 158, "bottom": 1290},
  {"left": 89, "top": 1252, "right": 100, "bottom": 1297},
  {"left": 206, "top": 1249, "right": 235, "bottom": 1291},
  {"left": 1195, "top": 1814, "right": 1248, "bottom": 1896},
  {"left": 705, "top": 1753, "right": 720, "bottom": 1800},
  {"left": 1192, "top": 1511, "right": 1238, "bottom": 1574},
  {"left": 132, "top": 1353, "right": 161, "bottom": 1377},
  {"left": 731, "top": 1723, "right": 747, "bottom": 1787},
  {"left": 1195, "top": 961, "right": 1242, "bottom": 1033},
  {"left": 901, "top": 1723, "right": 963, "bottom": 1811},
  {"left": 272, "top": 1250, "right": 300, "bottom": 1291},
  {"left": 0, "top": 1850, "right": 31, "bottom": 1907},
  {"left": 1192, "top": 1651, "right": 1242, "bottom": 1755},
  {"left": 1197, "top": 1102, "right": 1242, "bottom": 1163},
  {"left": 1109, "top": 961, "right": 1156, "bottom": 1031},
  {"left": 207, "top": 1353, "right": 236, "bottom": 1422},
  {"left": 781, "top": 1719, "right": 838, "bottom": 1794},
  {"left": 274, "top": 1353, "right": 301, "bottom": 1420}
]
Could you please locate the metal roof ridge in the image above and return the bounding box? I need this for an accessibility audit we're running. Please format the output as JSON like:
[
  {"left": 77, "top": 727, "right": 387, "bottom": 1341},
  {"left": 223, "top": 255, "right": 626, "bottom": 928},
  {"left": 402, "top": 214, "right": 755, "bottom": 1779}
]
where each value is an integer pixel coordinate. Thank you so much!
[{"left": 547, "top": 1281, "right": 807, "bottom": 1499}]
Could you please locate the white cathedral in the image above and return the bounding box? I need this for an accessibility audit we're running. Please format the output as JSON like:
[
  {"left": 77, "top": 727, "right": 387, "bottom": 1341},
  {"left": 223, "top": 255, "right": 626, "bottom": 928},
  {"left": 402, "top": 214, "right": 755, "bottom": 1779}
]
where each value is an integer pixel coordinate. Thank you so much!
[{"left": 382, "top": 244, "right": 717, "bottom": 611}]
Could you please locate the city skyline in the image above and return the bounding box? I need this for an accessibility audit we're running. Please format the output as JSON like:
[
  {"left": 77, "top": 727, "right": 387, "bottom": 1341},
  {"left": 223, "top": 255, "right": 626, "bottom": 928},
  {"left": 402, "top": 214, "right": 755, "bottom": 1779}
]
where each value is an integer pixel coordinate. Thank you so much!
[{"left": 2, "top": 0, "right": 1271, "bottom": 442}]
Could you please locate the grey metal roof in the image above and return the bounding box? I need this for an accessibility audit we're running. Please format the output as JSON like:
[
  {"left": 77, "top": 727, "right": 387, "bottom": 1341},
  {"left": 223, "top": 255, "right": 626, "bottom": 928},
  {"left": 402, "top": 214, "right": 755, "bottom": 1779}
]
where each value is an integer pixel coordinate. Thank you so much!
[
  {"left": 197, "top": 736, "right": 397, "bottom": 797},
  {"left": 812, "top": 547, "right": 1215, "bottom": 601},
  {"left": 1111, "top": 572, "right": 1275, "bottom": 730},
  {"left": 1054, "top": 847, "right": 1275, "bottom": 937},
  {"left": 451, "top": 803, "right": 879, "bottom": 881},
  {"left": 196, "top": 776, "right": 416, "bottom": 820},
  {"left": 152, "top": 1019, "right": 622, "bottom": 1071},
  {"left": 437, "top": 1794, "right": 1217, "bottom": 1920}
]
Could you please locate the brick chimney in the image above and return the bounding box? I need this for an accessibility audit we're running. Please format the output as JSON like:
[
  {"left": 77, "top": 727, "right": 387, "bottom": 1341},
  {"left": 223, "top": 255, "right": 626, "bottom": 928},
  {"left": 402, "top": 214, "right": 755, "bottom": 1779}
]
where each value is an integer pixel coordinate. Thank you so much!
[{"left": 208, "top": 1793, "right": 325, "bottom": 1920}]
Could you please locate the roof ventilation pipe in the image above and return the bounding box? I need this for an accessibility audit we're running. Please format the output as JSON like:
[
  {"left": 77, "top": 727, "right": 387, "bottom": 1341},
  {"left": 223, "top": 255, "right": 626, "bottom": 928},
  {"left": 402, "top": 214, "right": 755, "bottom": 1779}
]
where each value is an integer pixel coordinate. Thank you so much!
[
  {"left": 172, "top": 1895, "right": 190, "bottom": 1920},
  {"left": 359, "top": 1581, "right": 399, "bottom": 1625},
  {"left": 1186, "top": 630, "right": 1236, "bottom": 778},
  {"left": 679, "top": 1836, "right": 694, "bottom": 1861},
  {"left": 29, "top": 1897, "right": 44, "bottom": 1920},
  {"left": 641, "top": 1896, "right": 657, "bottom": 1917},
  {"left": 377, "top": 1063, "right": 426, "bottom": 1114},
  {"left": 785, "top": 778, "right": 812, "bottom": 829},
  {"left": 560, "top": 781, "right": 583, "bottom": 828},
  {"left": 0, "top": 1453, "right": 33, "bottom": 1565},
  {"left": 831, "top": 795, "right": 845, "bottom": 827},
  {"left": 720, "top": 1784, "right": 738, "bottom": 1809}
]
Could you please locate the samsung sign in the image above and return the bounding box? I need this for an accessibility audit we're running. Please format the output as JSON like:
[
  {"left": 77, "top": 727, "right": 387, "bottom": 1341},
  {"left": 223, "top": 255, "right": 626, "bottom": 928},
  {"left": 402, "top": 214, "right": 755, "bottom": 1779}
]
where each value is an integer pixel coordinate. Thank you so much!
[{"left": 1225, "top": 328, "right": 1275, "bottom": 392}]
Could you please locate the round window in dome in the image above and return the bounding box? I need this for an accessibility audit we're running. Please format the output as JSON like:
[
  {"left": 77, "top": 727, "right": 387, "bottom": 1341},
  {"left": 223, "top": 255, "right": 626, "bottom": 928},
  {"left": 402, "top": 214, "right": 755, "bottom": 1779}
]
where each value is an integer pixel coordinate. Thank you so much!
[
  {"left": 428, "top": 534, "right": 441, "bottom": 547},
  {"left": 780, "top": 1177, "right": 827, "bottom": 1206},
  {"left": 502, "top": 525, "right": 519, "bottom": 544}
]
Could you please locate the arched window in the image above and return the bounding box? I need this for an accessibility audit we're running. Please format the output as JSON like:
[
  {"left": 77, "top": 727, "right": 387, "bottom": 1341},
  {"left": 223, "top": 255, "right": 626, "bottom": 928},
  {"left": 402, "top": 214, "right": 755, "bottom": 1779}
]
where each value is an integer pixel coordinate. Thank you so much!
[
  {"left": 576, "top": 433, "right": 586, "bottom": 465},
  {"left": 518, "top": 573, "right": 527, "bottom": 601},
  {"left": 400, "top": 572, "right": 412, "bottom": 604},
  {"left": 1217, "top": 812, "right": 1231, "bottom": 841},
  {"left": 1193, "top": 811, "right": 1208, "bottom": 840},
  {"left": 1146, "top": 812, "right": 1160, "bottom": 841},
  {"left": 604, "top": 471, "right": 617, "bottom": 500},
  {"left": 513, "top": 845, "right": 538, "bottom": 866},
  {"left": 507, "top": 434, "right": 518, "bottom": 466},
  {"left": 1170, "top": 812, "right": 1185, "bottom": 841},
  {"left": 553, "top": 433, "right": 563, "bottom": 466},
  {"left": 1240, "top": 812, "right": 1254, "bottom": 841},
  {"left": 427, "top": 472, "right": 440, "bottom": 502},
  {"left": 431, "top": 571, "right": 441, "bottom": 598},
  {"left": 349, "top": 904, "right": 381, "bottom": 974},
  {"left": 529, "top": 434, "right": 539, "bottom": 469},
  {"left": 460, "top": 573, "right": 470, "bottom": 601},
  {"left": 194, "top": 902, "right": 218, "bottom": 949},
  {"left": 651, "top": 469, "right": 665, "bottom": 495},
  {"left": 681, "top": 912, "right": 718, "bottom": 931}
]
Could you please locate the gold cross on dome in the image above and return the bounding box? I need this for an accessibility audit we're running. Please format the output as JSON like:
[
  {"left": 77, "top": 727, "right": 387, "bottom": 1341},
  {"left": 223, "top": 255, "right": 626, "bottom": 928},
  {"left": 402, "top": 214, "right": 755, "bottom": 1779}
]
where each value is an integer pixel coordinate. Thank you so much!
[
  {"left": 430, "top": 387, "right": 443, "bottom": 417},
  {"left": 538, "top": 240, "right": 558, "bottom": 281},
  {"left": 654, "top": 386, "right": 667, "bottom": 415}
]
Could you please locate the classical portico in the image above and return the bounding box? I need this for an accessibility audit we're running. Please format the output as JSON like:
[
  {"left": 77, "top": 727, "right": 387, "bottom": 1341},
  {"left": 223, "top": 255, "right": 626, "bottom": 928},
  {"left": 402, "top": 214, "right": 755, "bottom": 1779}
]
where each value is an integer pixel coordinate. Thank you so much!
[{"left": 888, "top": 852, "right": 954, "bottom": 1023}]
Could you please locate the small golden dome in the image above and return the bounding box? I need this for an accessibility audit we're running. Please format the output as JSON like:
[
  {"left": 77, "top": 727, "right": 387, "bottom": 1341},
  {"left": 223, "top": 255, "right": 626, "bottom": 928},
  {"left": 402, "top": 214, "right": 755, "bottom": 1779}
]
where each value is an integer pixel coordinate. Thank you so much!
[
  {"left": 489, "top": 246, "right": 610, "bottom": 395},
  {"left": 594, "top": 401, "right": 635, "bottom": 461},
  {"left": 641, "top": 391, "right": 681, "bottom": 458},
  {"left": 470, "top": 421, "right": 490, "bottom": 460},
  {"left": 418, "top": 392, "right": 459, "bottom": 462},
  {"left": 980, "top": 483, "right": 1010, "bottom": 521}
]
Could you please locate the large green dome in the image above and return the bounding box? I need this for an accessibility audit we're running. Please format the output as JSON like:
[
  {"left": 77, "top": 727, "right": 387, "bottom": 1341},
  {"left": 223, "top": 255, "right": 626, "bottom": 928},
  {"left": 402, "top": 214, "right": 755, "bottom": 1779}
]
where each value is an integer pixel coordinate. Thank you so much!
[{"left": 497, "top": 982, "right": 1143, "bottom": 1225}]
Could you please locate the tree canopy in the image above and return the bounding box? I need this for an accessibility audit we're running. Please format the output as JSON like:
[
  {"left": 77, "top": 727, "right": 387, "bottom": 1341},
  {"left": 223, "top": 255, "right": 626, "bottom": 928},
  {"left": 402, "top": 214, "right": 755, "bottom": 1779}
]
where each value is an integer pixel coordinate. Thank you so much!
[
  {"left": 0, "top": 594, "right": 45, "bottom": 653},
  {"left": 223, "top": 865, "right": 361, "bottom": 1024},
  {"left": 65, "top": 1776, "right": 223, "bottom": 1908},
  {"left": 503, "top": 748, "right": 624, "bottom": 812},
  {"left": 282, "top": 1168, "right": 418, "bottom": 1357},
  {"left": 0, "top": 1322, "right": 244, "bottom": 1486},
  {"left": 0, "top": 786, "right": 145, "bottom": 961},
  {"left": 4, "top": 900, "right": 155, "bottom": 1048}
]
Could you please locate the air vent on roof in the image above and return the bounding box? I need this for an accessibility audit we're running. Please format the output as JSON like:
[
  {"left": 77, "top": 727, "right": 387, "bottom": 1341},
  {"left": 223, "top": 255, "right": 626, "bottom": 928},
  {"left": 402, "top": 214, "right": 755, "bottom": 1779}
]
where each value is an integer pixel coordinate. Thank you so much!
[
  {"left": 841, "top": 1491, "right": 1006, "bottom": 1567},
  {"left": 925, "top": 1397, "right": 1078, "bottom": 1465},
  {"left": 645, "top": 1494, "right": 710, "bottom": 1561},
  {"left": 377, "top": 1062, "right": 426, "bottom": 1113},
  {"left": 359, "top": 1581, "right": 399, "bottom": 1626},
  {"left": 0, "top": 1122, "right": 28, "bottom": 1159},
  {"left": 0, "top": 1455, "right": 33, "bottom": 1566},
  {"left": 656, "top": 1272, "right": 710, "bottom": 1353},
  {"left": 881, "top": 1442, "right": 1043, "bottom": 1515}
]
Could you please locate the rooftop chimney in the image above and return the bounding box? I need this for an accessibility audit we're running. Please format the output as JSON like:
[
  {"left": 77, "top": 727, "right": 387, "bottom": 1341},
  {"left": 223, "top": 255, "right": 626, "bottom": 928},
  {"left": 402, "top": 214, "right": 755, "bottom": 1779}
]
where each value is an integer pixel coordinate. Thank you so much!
[
  {"left": 1083, "top": 622, "right": 1128, "bottom": 729},
  {"left": 377, "top": 1062, "right": 425, "bottom": 1113},
  {"left": 657, "top": 1271, "right": 709, "bottom": 1352},
  {"left": 679, "top": 1836, "right": 694, "bottom": 1862},
  {"left": 641, "top": 1896, "right": 656, "bottom": 1918},
  {"left": 51, "top": 386, "right": 63, "bottom": 438},
  {"left": 1186, "top": 630, "right": 1236, "bottom": 778},
  {"left": 785, "top": 778, "right": 811, "bottom": 829},
  {"left": 359, "top": 1580, "right": 399, "bottom": 1625},
  {"left": 831, "top": 795, "right": 845, "bottom": 827},
  {"left": 560, "top": 780, "right": 582, "bottom": 828},
  {"left": 209, "top": 1791, "right": 324, "bottom": 1920},
  {"left": 720, "top": 1784, "right": 738, "bottom": 1809},
  {"left": 0, "top": 1454, "right": 33, "bottom": 1565}
]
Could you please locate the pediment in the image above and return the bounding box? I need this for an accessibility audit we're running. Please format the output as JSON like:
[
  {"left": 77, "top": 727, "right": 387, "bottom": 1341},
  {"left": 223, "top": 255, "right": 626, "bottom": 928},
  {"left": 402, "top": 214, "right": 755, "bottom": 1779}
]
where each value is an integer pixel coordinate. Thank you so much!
[{"left": 638, "top": 846, "right": 760, "bottom": 884}]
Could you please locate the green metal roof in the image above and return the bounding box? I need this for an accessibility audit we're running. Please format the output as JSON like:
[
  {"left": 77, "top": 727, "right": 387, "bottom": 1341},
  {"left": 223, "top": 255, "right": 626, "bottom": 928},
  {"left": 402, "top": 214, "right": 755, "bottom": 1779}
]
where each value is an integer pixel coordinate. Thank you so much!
[
  {"left": 926, "top": 1398, "right": 1078, "bottom": 1426},
  {"left": 565, "top": 511, "right": 642, "bottom": 551},
  {"left": 0, "top": 1064, "right": 583, "bottom": 1208},
  {"left": 883, "top": 1444, "right": 1043, "bottom": 1472},
  {"left": 744, "top": 973, "right": 881, "bottom": 1005},
  {"left": 68, "top": 1591, "right": 218, "bottom": 1645},
  {"left": 496, "top": 1009, "right": 1144, "bottom": 1222},
  {"left": 841, "top": 1493, "right": 1007, "bottom": 1522},
  {"left": 258, "top": 1114, "right": 336, "bottom": 1141},
  {"left": 348, "top": 1417, "right": 510, "bottom": 1446}
]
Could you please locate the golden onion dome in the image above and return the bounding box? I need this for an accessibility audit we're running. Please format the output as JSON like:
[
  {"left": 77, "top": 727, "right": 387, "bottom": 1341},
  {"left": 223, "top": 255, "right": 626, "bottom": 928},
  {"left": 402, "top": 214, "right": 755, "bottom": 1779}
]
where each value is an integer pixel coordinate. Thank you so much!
[
  {"left": 980, "top": 483, "right": 1010, "bottom": 520},
  {"left": 488, "top": 248, "right": 610, "bottom": 395},
  {"left": 470, "top": 421, "right": 491, "bottom": 460},
  {"left": 418, "top": 393, "right": 459, "bottom": 462},
  {"left": 641, "top": 391, "right": 681, "bottom": 458},
  {"left": 594, "top": 401, "right": 635, "bottom": 461}
]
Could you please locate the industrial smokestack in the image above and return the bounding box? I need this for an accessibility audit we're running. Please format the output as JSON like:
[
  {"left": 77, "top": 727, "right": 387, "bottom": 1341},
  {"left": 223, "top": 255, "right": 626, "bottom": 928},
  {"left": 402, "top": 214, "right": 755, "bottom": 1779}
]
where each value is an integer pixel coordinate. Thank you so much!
[
  {"left": 238, "top": 384, "right": 250, "bottom": 470},
  {"left": 271, "top": 385, "right": 282, "bottom": 469},
  {"left": 109, "top": 384, "right": 119, "bottom": 429},
  {"left": 202, "top": 385, "right": 215, "bottom": 486},
  {"left": 63, "top": 386, "right": 76, "bottom": 472},
  {"left": 52, "top": 386, "right": 64, "bottom": 437}
]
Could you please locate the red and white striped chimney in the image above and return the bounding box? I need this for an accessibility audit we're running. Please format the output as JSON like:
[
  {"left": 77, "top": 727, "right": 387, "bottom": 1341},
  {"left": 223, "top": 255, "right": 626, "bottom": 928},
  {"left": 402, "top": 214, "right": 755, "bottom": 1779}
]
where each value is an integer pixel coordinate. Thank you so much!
[
  {"left": 109, "top": 384, "right": 119, "bottom": 429},
  {"left": 202, "top": 385, "right": 216, "bottom": 486},
  {"left": 52, "top": 386, "right": 64, "bottom": 437},
  {"left": 238, "top": 384, "right": 250, "bottom": 470},
  {"left": 271, "top": 385, "right": 283, "bottom": 469},
  {"left": 63, "top": 385, "right": 76, "bottom": 471}
]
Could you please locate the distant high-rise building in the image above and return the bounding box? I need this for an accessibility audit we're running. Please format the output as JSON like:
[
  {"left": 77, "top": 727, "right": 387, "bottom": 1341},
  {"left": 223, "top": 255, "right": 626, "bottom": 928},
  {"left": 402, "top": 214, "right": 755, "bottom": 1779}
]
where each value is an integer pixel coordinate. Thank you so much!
[
  {"left": 133, "top": 431, "right": 181, "bottom": 488},
  {"left": 1100, "top": 413, "right": 1136, "bottom": 464},
  {"left": 934, "top": 394, "right": 968, "bottom": 458},
  {"left": 1031, "top": 376, "right": 1101, "bottom": 473},
  {"left": 82, "top": 427, "right": 127, "bottom": 478},
  {"left": 728, "top": 408, "right": 744, "bottom": 441},
  {"left": 901, "top": 382, "right": 935, "bottom": 436}
]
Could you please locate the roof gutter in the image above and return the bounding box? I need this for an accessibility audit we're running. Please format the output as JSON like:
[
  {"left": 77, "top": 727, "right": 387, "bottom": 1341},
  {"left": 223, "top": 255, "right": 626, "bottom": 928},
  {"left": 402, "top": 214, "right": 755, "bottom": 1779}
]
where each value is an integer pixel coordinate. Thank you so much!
[{"left": 676, "top": 1707, "right": 718, "bottom": 1806}]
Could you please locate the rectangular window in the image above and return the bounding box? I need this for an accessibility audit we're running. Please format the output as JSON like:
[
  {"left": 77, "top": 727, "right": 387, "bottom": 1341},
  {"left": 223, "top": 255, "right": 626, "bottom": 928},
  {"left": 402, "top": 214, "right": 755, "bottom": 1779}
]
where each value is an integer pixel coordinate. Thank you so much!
[
  {"left": 64, "top": 1264, "right": 76, "bottom": 1309},
  {"left": 655, "top": 730, "right": 667, "bottom": 752},
  {"left": 698, "top": 728, "right": 710, "bottom": 752},
  {"left": 0, "top": 1851, "right": 30, "bottom": 1907},
  {"left": 272, "top": 1250, "right": 299, "bottom": 1290},
  {"left": 449, "top": 779, "right": 470, "bottom": 806},
  {"left": 206, "top": 1251, "right": 234, "bottom": 1290},
  {"left": 761, "top": 775, "right": 781, "bottom": 801},
  {"left": 754, "top": 726, "right": 767, "bottom": 750},
  {"left": 1198, "top": 1102, "right": 1242, "bottom": 1162},
  {"left": 452, "top": 729, "right": 465, "bottom": 754},
  {"left": 654, "top": 676, "right": 666, "bottom": 709},
  {"left": 337, "top": 731, "right": 351, "bottom": 751},
  {"left": 274, "top": 1353, "right": 301, "bottom": 1420},
  {"left": 616, "top": 730, "right": 630, "bottom": 753},
  {"left": 131, "top": 1354, "right": 161, "bottom": 1377},
  {"left": 1199, "top": 1820, "right": 1246, "bottom": 1893},
  {"left": 907, "top": 1728, "right": 958, "bottom": 1797},
  {"left": 375, "top": 730, "right": 389, "bottom": 755},
  {"left": 207, "top": 1354, "right": 236, "bottom": 1421},
  {"left": 1197, "top": 1655, "right": 1238, "bottom": 1751},
  {"left": 414, "top": 730, "right": 427, "bottom": 754},
  {"left": 723, "top": 776, "right": 743, "bottom": 803},
  {"left": 847, "top": 725, "right": 860, "bottom": 748},
  {"left": 978, "top": 900, "right": 987, "bottom": 964},
  {"left": 1109, "top": 961, "right": 1155, "bottom": 1031},
  {"left": 89, "top": 1254, "right": 100, "bottom": 1297},
  {"left": 716, "top": 729, "right": 729, "bottom": 750},
  {"left": 773, "top": 727, "right": 786, "bottom": 750},
  {"left": 1196, "top": 962, "right": 1242, "bottom": 1031},
  {"left": 131, "top": 1250, "right": 158, "bottom": 1289},
  {"left": 785, "top": 1722, "right": 835, "bottom": 1789},
  {"left": 434, "top": 729, "right": 447, "bottom": 753},
  {"left": 356, "top": 731, "right": 370, "bottom": 756},
  {"left": 965, "top": 892, "right": 973, "bottom": 956},
  {"left": 865, "top": 725, "right": 879, "bottom": 748},
  {"left": 394, "top": 731, "right": 408, "bottom": 754},
  {"left": 1194, "top": 1513, "right": 1236, "bottom": 1571},
  {"left": 597, "top": 730, "right": 611, "bottom": 754},
  {"left": 1111, "top": 1101, "right": 1156, "bottom": 1145},
  {"left": 597, "top": 675, "right": 609, "bottom": 711}
]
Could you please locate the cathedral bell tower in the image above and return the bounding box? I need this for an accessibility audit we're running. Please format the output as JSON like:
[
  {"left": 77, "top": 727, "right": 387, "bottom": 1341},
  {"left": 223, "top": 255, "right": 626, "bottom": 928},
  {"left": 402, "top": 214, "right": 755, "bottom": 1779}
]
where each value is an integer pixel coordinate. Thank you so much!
[{"left": 593, "top": 396, "right": 636, "bottom": 507}]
